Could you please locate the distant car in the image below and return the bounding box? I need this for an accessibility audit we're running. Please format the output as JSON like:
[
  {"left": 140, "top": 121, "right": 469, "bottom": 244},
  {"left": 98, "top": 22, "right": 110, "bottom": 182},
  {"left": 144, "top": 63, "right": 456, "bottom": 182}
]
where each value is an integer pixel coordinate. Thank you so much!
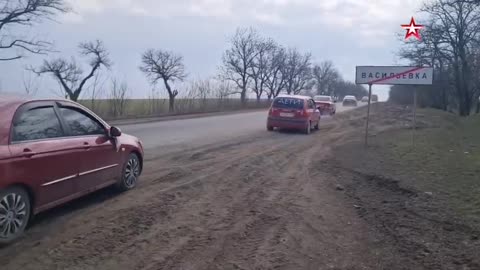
[
  {"left": 342, "top": 95, "right": 358, "bottom": 107},
  {"left": 0, "top": 96, "right": 144, "bottom": 245},
  {"left": 313, "top": 95, "right": 336, "bottom": 115},
  {"left": 267, "top": 95, "right": 321, "bottom": 134},
  {"left": 371, "top": 95, "right": 379, "bottom": 102},
  {"left": 361, "top": 96, "right": 369, "bottom": 102}
]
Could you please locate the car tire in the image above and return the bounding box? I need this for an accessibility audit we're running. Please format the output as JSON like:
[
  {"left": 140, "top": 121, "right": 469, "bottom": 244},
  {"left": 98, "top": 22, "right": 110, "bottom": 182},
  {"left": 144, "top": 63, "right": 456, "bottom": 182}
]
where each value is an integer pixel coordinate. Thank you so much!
[
  {"left": 0, "top": 186, "right": 31, "bottom": 246},
  {"left": 304, "top": 121, "right": 311, "bottom": 135},
  {"left": 314, "top": 120, "right": 320, "bottom": 130},
  {"left": 116, "top": 153, "right": 141, "bottom": 192},
  {"left": 267, "top": 125, "right": 274, "bottom": 131}
]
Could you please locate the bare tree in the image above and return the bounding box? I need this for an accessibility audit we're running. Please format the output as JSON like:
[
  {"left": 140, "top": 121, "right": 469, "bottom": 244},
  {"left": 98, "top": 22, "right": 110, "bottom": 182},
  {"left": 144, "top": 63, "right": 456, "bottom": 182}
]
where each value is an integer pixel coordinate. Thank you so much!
[
  {"left": 211, "top": 78, "right": 235, "bottom": 100},
  {"left": 188, "top": 78, "right": 212, "bottom": 99},
  {"left": 265, "top": 45, "right": 287, "bottom": 100},
  {"left": 282, "top": 48, "right": 313, "bottom": 95},
  {"left": 0, "top": 0, "right": 68, "bottom": 61},
  {"left": 221, "top": 27, "right": 260, "bottom": 104},
  {"left": 398, "top": 20, "right": 453, "bottom": 111},
  {"left": 22, "top": 70, "right": 39, "bottom": 96},
  {"left": 420, "top": 0, "right": 480, "bottom": 115},
  {"left": 88, "top": 72, "right": 107, "bottom": 111},
  {"left": 312, "top": 61, "right": 340, "bottom": 96},
  {"left": 110, "top": 78, "right": 129, "bottom": 117},
  {"left": 249, "top": 38, "right": 276, "bottom": 101},
  {"left": 140, "top": 49, "right": 187, "bottom": 113},
  {"left": 31, "top": 40, "right": 112, "bottom": 101}
]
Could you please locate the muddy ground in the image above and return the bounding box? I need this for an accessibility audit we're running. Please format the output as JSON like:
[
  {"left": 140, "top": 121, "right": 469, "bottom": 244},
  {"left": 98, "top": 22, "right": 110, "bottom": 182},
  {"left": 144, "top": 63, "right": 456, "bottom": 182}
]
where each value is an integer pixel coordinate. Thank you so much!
[{"left": 1, "top": 104, "right": 478, "bottom": 270}]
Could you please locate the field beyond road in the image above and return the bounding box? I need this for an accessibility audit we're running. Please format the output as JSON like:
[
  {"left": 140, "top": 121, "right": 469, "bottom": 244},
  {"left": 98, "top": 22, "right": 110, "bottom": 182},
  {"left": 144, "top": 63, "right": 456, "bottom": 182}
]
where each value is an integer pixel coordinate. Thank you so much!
[{"left": 0, "top": 103, "right": 479, "bottom": 270}]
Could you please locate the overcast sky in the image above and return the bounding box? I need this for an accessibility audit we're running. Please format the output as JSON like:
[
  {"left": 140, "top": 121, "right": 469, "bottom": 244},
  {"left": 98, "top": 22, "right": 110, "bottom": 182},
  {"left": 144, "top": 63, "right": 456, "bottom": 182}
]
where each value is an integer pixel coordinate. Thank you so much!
[{"left": 0, "top": 0, "right": 425, "bottom": 100}]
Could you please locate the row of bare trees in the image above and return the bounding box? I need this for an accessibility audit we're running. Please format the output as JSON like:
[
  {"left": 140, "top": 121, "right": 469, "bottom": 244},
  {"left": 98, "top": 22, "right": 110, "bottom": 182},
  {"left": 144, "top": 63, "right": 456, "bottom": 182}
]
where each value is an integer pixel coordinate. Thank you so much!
[
  {"left": 2, "top": 1, "right": 367, "bottom": 116},
  {"left": 221, "top": 27, "right": 368, "bottom": 104},
  {"left": 221, "top": 28, "right": 312, "bottom": 103},
  {"left": 395, "top": 0, "right": 480, "bottom": 116}
]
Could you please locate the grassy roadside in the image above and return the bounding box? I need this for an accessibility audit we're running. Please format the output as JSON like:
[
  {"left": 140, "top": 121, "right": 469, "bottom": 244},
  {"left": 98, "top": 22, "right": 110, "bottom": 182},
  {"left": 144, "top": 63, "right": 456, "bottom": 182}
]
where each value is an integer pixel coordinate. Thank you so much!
[
  {"left": 324, "top": 103, "right": 480, "bottom": 269},
  {"left": 384, "top": 111, "right": 480, "bottom": 225},
  {"left": 359, "top": 107, "right": 480, "bottom": 226}
]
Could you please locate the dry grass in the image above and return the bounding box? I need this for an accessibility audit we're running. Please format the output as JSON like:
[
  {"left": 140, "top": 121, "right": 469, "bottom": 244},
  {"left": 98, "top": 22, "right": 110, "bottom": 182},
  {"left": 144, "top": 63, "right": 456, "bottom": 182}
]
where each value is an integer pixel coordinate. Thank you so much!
[{"left": 335, "top": 104, "right": 480, "bottom": 228}]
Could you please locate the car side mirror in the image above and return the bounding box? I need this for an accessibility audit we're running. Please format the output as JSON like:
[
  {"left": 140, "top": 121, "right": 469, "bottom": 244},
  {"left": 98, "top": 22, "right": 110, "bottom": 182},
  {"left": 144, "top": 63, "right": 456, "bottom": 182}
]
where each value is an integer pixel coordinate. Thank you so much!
[{"left": 110, "top": 126, "right": 122, "bottom": 137}]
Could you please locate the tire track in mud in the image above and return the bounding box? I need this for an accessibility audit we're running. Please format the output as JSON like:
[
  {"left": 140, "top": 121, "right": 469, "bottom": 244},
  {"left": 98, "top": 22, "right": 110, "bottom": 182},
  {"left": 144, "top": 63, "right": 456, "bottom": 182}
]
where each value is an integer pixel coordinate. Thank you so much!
[
  {"left": 0, "top": 133, "right": 300, "bottom": 270},
  {"left": 0, "top": 112, "right": 376, "bottom": 270}
]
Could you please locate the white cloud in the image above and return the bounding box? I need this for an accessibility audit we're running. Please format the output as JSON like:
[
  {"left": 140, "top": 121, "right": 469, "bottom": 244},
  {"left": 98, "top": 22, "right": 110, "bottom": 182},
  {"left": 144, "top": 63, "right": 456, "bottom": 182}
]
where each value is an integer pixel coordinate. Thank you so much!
[
  {"left": 65, "top": 0, "right": 422, "bottom": 44},
  {"left": 66, "top": 0, "right": 422, "bottom": 25}
]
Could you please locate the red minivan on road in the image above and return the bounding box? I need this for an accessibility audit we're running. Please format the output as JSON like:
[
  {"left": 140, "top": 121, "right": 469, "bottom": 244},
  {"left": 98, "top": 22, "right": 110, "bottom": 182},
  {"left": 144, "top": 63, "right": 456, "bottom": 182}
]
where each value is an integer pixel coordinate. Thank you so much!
[
  {"left": 266, "top": 95, "right": 321, "bottom": 134},
  {"left": 0, "top": 96, "right": 144, "bottom": 244}
]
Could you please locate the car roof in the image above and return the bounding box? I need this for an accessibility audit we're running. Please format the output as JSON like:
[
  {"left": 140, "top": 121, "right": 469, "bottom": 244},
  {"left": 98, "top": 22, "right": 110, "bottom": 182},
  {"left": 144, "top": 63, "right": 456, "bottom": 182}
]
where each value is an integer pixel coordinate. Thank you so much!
[
  {"left": 0, "top": 94, "right": 32, "bottom": 107},
  {"left": 276, "top": 94, "right": 312, "bottom": 100},
  {"left": 0, "top": 95, "right": 75, "bottom": 112},
  {"left": 344, "top": 95, "right": 356, "bottom": 99}
]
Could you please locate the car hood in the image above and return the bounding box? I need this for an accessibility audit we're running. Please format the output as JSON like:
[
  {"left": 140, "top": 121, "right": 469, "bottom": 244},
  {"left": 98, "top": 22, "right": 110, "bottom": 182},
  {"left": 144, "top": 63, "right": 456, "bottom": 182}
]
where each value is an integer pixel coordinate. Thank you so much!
[{"left": 119, "top": 133, "right": 141, "bottom": 145}]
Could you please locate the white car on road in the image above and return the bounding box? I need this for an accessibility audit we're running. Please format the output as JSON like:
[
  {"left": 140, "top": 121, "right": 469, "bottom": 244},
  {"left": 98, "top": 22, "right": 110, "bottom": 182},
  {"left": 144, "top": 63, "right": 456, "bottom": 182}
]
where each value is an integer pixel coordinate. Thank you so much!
[{"left": 342, "top": 95, "right": 358, "bottom": 107}]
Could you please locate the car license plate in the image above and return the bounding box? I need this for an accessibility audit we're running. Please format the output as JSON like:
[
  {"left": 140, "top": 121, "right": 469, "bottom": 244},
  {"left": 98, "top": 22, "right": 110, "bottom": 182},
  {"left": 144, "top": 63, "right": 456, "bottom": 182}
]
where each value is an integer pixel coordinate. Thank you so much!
[{"left": 280, "top": 112, "right": 294, "bottom": 117}]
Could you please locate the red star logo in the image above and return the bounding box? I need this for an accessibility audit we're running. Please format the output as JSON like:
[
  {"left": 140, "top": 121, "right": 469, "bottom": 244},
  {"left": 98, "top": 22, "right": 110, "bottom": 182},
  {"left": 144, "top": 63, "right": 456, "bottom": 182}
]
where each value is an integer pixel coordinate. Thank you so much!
[{"left": 401, "top": 17, "right": 423, "bottom": 41}]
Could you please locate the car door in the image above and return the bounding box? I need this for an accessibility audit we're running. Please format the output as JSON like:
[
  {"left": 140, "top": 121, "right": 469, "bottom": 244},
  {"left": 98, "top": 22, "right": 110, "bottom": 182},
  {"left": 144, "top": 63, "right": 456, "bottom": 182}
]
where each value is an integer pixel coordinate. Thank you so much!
[
  {"left": 8, "top": 102, "right": 84, "bottom": 213},
  {"left": 308, "top": 99, "right": 320, "bottom": 122},
  {"left": 57, "top": 103, "right": 121, "bottom": 193}
]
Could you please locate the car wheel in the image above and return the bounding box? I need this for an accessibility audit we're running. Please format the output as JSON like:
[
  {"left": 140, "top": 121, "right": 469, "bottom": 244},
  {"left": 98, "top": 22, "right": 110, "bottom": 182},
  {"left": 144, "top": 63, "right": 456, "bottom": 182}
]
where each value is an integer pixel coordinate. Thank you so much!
[
  {"left": 117, "top": 153, "right": 141, "bottom": 192},
  {"left": 267, "top": 125, "right": 274, "bottom": 131},
  {"left": 0, "top": 187, "right": 31, "bottom": 246},
  {"left": 304, "top": 121, "right": 311, "bottom": 135},
  {"left": 314, "top": 120, "right": 319, "bottom": 130}
]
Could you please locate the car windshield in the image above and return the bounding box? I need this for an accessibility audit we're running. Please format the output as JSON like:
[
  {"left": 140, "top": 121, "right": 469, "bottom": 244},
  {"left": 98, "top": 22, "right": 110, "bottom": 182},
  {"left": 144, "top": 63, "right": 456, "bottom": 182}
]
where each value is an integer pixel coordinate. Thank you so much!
[
  {"left": 273, "top": 97, "right": 304, "bottom": 109},
  {"left": 314, "top": 96, "right": 331, "bottom": 102}
]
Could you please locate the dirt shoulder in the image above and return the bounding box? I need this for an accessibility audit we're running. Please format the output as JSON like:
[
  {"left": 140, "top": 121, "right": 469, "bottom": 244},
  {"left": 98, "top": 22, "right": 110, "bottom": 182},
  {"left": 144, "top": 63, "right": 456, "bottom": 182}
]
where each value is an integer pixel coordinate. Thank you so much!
[{"left": 0, "top": 103, "right": 478, "bottom": 270}]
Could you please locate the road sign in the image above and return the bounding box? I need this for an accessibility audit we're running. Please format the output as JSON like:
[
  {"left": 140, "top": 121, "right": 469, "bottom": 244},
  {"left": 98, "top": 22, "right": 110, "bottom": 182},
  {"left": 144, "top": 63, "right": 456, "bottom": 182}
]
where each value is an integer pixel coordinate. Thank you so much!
[
  {"left": 355, "top": 66, "right": 434, "bottom": 147},
  {"left": 355, "top": 66, "right": 433, "bottom": 85}
]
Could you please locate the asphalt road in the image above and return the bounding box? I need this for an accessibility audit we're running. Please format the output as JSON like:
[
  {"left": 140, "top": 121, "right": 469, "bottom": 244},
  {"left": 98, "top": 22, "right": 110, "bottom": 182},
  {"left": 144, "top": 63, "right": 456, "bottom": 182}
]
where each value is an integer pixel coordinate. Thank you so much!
[{"left": 121, "top": 103, "right": 366, "bottom": 149}]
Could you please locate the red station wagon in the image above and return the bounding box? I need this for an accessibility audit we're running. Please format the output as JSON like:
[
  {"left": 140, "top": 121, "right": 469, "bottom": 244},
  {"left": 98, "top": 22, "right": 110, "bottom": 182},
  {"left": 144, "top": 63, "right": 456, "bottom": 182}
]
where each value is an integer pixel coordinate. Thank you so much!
[
  {"left": 267, "top": 95, "right": 321, "bottom": 134},
  {"left": 0, "top": 96, "right": 144, "bottom": 244}
]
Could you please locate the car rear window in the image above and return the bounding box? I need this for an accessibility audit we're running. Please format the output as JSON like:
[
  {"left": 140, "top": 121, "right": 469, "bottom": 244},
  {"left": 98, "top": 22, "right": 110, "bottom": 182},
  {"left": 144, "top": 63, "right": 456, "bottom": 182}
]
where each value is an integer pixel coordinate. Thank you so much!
[
  {"left": 273, "top": 97, "right": 304, "bottom": 109},
  {"left": 314, "top": 96, "right": 331, "bottom": 102}
]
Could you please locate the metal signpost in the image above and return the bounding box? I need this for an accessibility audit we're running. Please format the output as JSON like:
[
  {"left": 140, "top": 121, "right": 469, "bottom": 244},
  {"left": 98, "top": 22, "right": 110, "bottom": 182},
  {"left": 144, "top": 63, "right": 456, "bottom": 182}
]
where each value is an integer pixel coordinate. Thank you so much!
[{"left": 355, "top": 66, "right": 434, "bottom": 146}]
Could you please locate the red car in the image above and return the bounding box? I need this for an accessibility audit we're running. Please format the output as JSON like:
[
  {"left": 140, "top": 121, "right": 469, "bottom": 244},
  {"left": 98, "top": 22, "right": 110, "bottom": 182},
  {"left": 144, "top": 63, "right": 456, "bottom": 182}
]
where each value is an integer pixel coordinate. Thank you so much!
[
  {"left": 313, "top": 95, "right": 336, "bottom": 115},
  {"left": 0, "top": 96, "right": 144, "bottom": 244},
  {"left": 267, "top": 95, "right": 321, "bottom": 134}
]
